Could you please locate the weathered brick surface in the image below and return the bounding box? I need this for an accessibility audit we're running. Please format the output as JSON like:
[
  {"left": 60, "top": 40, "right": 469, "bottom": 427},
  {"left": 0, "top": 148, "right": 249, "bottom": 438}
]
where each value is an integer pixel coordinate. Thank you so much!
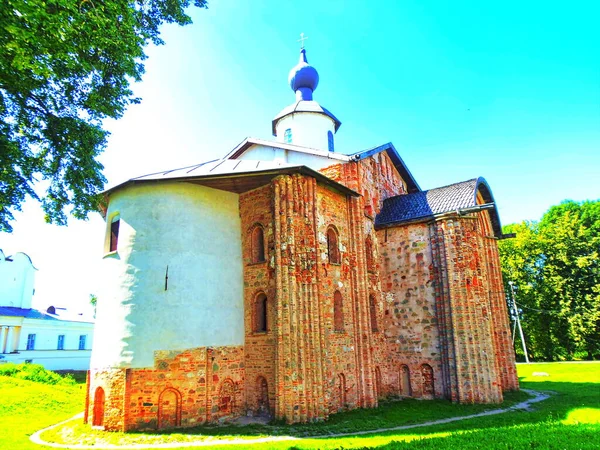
[
  {"left": 89, "top": 153, "right": 518, "bottom": 431},
  {"left": 88, "top": 346, "right": 244, "bottom": 431}
]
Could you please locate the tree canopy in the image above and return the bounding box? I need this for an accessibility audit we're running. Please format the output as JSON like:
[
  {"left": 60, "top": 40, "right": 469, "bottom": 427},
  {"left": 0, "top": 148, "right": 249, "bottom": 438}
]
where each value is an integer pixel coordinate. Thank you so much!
[
  {"left": 0, "top": 0, "right": 207, "bottom": 232},
  {"left": 499, "top": 200, "right": 600, "bottom": 361}
]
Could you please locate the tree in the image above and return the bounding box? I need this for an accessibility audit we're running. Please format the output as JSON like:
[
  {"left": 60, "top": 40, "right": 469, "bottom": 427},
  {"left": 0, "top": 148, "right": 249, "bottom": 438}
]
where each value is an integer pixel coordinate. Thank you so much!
[
  {"left": 499, "top": 200, "right": 600, "bottom": 361},
  {"left": 0, "top": 0, "right": 208, "bottom": 232},
  {"left": 89, "top": 293, "right": 98, "bottom": 318}
]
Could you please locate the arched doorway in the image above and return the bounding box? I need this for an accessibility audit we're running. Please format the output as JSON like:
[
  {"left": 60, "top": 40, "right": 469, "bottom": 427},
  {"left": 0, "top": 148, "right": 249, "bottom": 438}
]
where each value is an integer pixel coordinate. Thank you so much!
[
  {"left": 158, "top": 388, "right": 181, "bottom": 429},
  {"left": 400, "top": 365, "right": 412, "bottom": 397},
  {"left": 421, "top": 364, "right": 435, "bottom": 397},
  {"left": 256, "top": 376, "right": 269, "bottom": 416},
  {"left": 336, "top": 373, "right": 346, "bottom": 411},
  {"left": 92, "top": 387, "right": 105, "bottom": 427}
]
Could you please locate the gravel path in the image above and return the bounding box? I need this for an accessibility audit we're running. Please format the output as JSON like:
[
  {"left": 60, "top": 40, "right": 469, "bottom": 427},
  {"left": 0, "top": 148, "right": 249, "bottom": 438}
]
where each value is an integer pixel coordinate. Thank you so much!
[{"left": 30, "top": 389, "right": 550, "bottom": 449}]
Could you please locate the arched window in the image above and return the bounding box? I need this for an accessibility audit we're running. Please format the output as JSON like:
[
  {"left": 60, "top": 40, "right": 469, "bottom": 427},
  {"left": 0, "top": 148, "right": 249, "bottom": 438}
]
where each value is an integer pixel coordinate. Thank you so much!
[
  {"left": 251, "top": 225, "right": 265, "bottom": 263},
  {"left": 158, "top": 388, "right": 181, "bottom": 429},
  {"left": 327, "top": 130, "right": 334, "bottom": 152},
  {"left": 254, "top": 293, "right": 268, "bottom": 332},
  {"left": 421, "top": 364, "right": 435, "bottom": 397},
  {"left": 369, "top": 294, "right": 378, "bottom": 332},
  {"left": 365, "top": 235, "right": 375, "bottom": 272},
  {"left": 327, "top": 226, "right": 340, "bottom": 264},
  {"left": 284, "top": 128, "right": 292, "bottom": 144},
  {"left": 333, "top": 291, "right": 344, "bottom": 332},
  {"left": 92, "top": 387, "right": 105, "bottom": 427}
]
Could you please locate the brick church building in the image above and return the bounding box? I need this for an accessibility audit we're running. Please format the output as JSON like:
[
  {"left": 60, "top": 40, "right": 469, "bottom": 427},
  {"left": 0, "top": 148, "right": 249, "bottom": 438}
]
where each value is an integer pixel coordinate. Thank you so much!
[{"left": 86, "top": 47, "right": 518, "bottom": 431}]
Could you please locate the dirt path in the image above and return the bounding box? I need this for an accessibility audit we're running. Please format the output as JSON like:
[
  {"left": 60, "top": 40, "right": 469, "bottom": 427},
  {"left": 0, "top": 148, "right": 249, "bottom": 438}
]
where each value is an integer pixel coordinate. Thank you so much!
[{"left": 30, "top": 389, "right": 549, "bottom": 449}]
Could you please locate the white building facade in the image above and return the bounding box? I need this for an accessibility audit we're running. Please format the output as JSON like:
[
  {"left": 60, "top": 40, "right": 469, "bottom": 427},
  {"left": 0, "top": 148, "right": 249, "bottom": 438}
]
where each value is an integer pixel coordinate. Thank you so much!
[{"left": 0, "top": 250, "right": 94, "bottom": 370}]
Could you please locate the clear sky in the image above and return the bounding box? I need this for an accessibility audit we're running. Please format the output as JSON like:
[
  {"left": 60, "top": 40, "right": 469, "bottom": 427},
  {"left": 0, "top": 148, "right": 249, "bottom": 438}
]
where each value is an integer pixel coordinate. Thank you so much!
[{"left": 1, "top": 0, "right": 599, "bottom": 311}]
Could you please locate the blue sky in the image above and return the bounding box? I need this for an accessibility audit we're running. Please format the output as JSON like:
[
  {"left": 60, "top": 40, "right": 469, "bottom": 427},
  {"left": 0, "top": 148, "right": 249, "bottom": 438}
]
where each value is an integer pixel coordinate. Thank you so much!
[{"left": 1, "top": 0, "right": 599, "bottom": 309}]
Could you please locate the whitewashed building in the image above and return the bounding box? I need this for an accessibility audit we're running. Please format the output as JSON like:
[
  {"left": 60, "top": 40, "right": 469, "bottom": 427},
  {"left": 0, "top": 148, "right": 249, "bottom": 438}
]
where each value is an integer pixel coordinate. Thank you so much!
[{"left": 0, "top": 250, "right": 94, "bottom": 370}]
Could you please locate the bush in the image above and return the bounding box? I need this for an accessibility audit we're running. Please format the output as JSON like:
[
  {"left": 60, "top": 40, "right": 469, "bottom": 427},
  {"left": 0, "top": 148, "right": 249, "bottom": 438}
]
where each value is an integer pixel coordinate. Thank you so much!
[{"left": 0, "top": 363, "right": 76, "bottom": 386}]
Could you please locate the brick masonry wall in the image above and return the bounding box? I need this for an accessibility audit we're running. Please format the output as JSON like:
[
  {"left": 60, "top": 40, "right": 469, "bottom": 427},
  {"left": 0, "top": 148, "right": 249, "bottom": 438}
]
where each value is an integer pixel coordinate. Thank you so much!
[
  {"left": 240, "top": 184, "right": 278, "bottom": 417},
  {"left": 87, "top": 346, "right": 245, "bottom": 431},
  {"left": 430, "top": 216, "right": 503, "bottom": 403},
  {"left": 377, "top": 223, "right": 443, "bottom": 399}
]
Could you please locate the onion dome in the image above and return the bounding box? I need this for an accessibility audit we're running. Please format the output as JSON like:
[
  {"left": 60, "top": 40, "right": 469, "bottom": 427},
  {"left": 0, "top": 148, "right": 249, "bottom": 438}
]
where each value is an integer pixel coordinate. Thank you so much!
[{"left": 288, "top": 48, "right": 319, "bottom": 100}]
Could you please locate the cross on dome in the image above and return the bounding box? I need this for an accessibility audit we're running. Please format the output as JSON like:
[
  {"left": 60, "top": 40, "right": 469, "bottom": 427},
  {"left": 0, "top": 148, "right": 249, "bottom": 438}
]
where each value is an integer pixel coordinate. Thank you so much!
[{"left": 297, "top": 32, "right": 308, "bottom": 49}]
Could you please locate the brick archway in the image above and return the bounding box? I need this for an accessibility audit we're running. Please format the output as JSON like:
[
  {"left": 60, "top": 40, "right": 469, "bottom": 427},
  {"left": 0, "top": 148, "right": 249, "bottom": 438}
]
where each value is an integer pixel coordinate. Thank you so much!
[
  {"left": 158, "top": 388, "right": 181, "bottom": 429},
  {"left": 256, "top": 376, "right": 269, "bottom": 416},
  {"left": 421, "top": 364, "right": 435, "bottom": 397},
  {"left": 92, "top": 387, "right": 105, "bottom": 427}
]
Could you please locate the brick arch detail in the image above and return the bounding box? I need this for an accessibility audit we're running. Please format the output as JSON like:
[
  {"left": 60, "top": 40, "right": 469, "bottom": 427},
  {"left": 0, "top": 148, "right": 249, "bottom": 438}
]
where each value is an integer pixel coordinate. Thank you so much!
[
  {"left": 158, "top": 387, "right": 182, "bottom": 429},
  {"left": 92, "top": 386, "right": 105, "bottom": 427}
]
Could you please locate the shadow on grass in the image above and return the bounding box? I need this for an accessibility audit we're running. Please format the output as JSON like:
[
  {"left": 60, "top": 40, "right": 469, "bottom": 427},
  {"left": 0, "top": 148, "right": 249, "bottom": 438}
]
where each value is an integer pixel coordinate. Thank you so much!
[
  {"left": 126, "top": 391, "right": 536, "bottom": 439},
  {"left": 127, "top": 380, "right": 597, "bottom": 439}
]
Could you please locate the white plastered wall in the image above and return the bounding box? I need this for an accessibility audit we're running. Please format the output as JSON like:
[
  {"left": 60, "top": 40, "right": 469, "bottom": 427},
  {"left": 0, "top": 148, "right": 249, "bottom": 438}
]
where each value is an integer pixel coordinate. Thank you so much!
[
  {"left": 0, "top": 252, "right": 36, "bottom": 309},
  {"left": 92, "top": 182, "right": 244, "bottom": 369},
  {"left": 275, "top": 112, "right": 336, "bottom": 152},
  {"left": 239, "top": 144, "right": 344, "bottom": 171}
]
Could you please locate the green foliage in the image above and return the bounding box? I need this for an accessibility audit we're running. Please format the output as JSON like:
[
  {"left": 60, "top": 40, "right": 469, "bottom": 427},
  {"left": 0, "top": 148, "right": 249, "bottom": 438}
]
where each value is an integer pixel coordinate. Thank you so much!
[
  {"left": 0, "top": 0, "right": 208, "bottom": 232},
  {"left": 499, "top": 200, "right": 600, "bottom": 361},
  {"left": 0, "top": 362, "right": 76, "bottom": 385}
]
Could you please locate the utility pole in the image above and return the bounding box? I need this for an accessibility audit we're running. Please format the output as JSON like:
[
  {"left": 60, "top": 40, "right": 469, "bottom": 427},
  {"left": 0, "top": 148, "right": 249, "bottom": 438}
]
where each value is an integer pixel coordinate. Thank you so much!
[{"left": 508, "top": 281, "right": 529, "bottom": 363}]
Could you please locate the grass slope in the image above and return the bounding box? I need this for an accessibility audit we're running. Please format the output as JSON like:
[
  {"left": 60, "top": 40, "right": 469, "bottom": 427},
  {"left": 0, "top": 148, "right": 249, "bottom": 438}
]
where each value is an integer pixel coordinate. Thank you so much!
[
  {"left": 2, "top": 362, "right": 599, "bottom": 449},
  {"left": 0, "top": 372, "right": 86, "bottom": 449}
]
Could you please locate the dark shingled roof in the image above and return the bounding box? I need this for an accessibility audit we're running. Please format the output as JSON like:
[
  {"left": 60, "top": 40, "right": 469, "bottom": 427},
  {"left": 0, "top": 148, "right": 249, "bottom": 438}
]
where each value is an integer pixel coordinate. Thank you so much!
[
  {"left": 376, "top": 177, "right": 503, "bottom": 237},
  {"left": 0, "top": 307, "right": 60, "bottom": 321}
]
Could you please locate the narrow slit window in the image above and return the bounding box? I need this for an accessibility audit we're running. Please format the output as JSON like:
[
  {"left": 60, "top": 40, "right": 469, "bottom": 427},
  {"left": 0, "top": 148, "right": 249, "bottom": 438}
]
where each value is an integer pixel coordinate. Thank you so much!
[
  {"left": 109, "top": 217, "right": 120, "bottom": 252},
  {"left": 251, "top": 226, "right": 265, "bottom": 263},
  {"left": 328, "top": 130, "right": 334, "bottom": 152},
  {"left": 327, "top": 227, "right": 340, "bottom": 264},
  {"left": 57, "top": 335, "right": 65, "bottom": 350},
  {"left": 254, "top": 293, "right": 268, "bottom": 332},
  {"left": 284, "top": 128, "right": 292, "bottom": 144}
]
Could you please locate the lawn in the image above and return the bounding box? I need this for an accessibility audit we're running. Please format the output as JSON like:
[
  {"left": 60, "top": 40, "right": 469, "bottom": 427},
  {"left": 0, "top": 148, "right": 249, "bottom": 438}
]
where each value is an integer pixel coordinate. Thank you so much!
[{"left": 1, "top": 362, "right": 599, "bottom": 449}]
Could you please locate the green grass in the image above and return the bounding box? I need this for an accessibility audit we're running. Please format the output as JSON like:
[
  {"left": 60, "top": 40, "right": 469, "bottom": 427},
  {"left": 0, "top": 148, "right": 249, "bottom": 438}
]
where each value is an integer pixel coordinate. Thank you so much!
[
  {"left": 0, "top": 368, "right": 86, "bottom": 449},
  {"left": 2, "top": 362, "right": 599, "bottom": 449}
]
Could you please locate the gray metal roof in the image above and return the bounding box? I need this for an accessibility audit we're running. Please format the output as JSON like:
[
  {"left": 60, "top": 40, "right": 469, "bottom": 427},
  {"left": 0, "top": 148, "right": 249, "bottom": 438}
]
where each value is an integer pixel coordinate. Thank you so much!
[
  {"left": 272, "top": 100, "right": 341, "bottom": 135},
  {"left": 375, "top": 177, "right": 503, "bottom": 237},
  {"left": 130, "top": 158, "right": 302, "bottom": 182},
  {"left": 103, "top": 158, "right": 359, "bottom": 201}
]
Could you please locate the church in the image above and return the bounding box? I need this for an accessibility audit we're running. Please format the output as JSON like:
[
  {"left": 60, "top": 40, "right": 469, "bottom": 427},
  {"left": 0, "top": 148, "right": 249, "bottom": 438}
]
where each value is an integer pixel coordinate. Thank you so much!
[{"left": 85, "top": 46, "right": 518, "bottom": 431}]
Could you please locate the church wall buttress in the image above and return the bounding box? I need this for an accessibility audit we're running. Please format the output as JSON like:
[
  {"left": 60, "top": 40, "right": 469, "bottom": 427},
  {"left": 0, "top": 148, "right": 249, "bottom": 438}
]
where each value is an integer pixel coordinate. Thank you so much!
[
  {"left": 273, "top": 174, "right": 328, "bottom": 422},
  {"left": 430, "top": 217, "right": 504, "bottom": 404},
  {"left": 240, "top": 185, "right": 277, "bottom": 416}
]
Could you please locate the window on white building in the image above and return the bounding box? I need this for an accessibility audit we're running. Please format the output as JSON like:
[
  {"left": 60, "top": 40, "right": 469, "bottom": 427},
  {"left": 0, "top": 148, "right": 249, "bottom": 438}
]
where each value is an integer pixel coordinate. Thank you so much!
[
  {"left": 57, "top": 335, "right": 65, "bottom": 350},
  {"left": 109, "top": 216, "right": 120, "bottom": 252},
  {"left": 284, "top": 128, "right": 292, "bottom": 144},
  {"left": 26, "top": 334, "right": 36, "bottom": 350},
  {"left": 328, "top": 130, "right": 334, "bottom": 152},
  {"left": 79, "top": 335, "right": 87, "bottom": 350}
]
